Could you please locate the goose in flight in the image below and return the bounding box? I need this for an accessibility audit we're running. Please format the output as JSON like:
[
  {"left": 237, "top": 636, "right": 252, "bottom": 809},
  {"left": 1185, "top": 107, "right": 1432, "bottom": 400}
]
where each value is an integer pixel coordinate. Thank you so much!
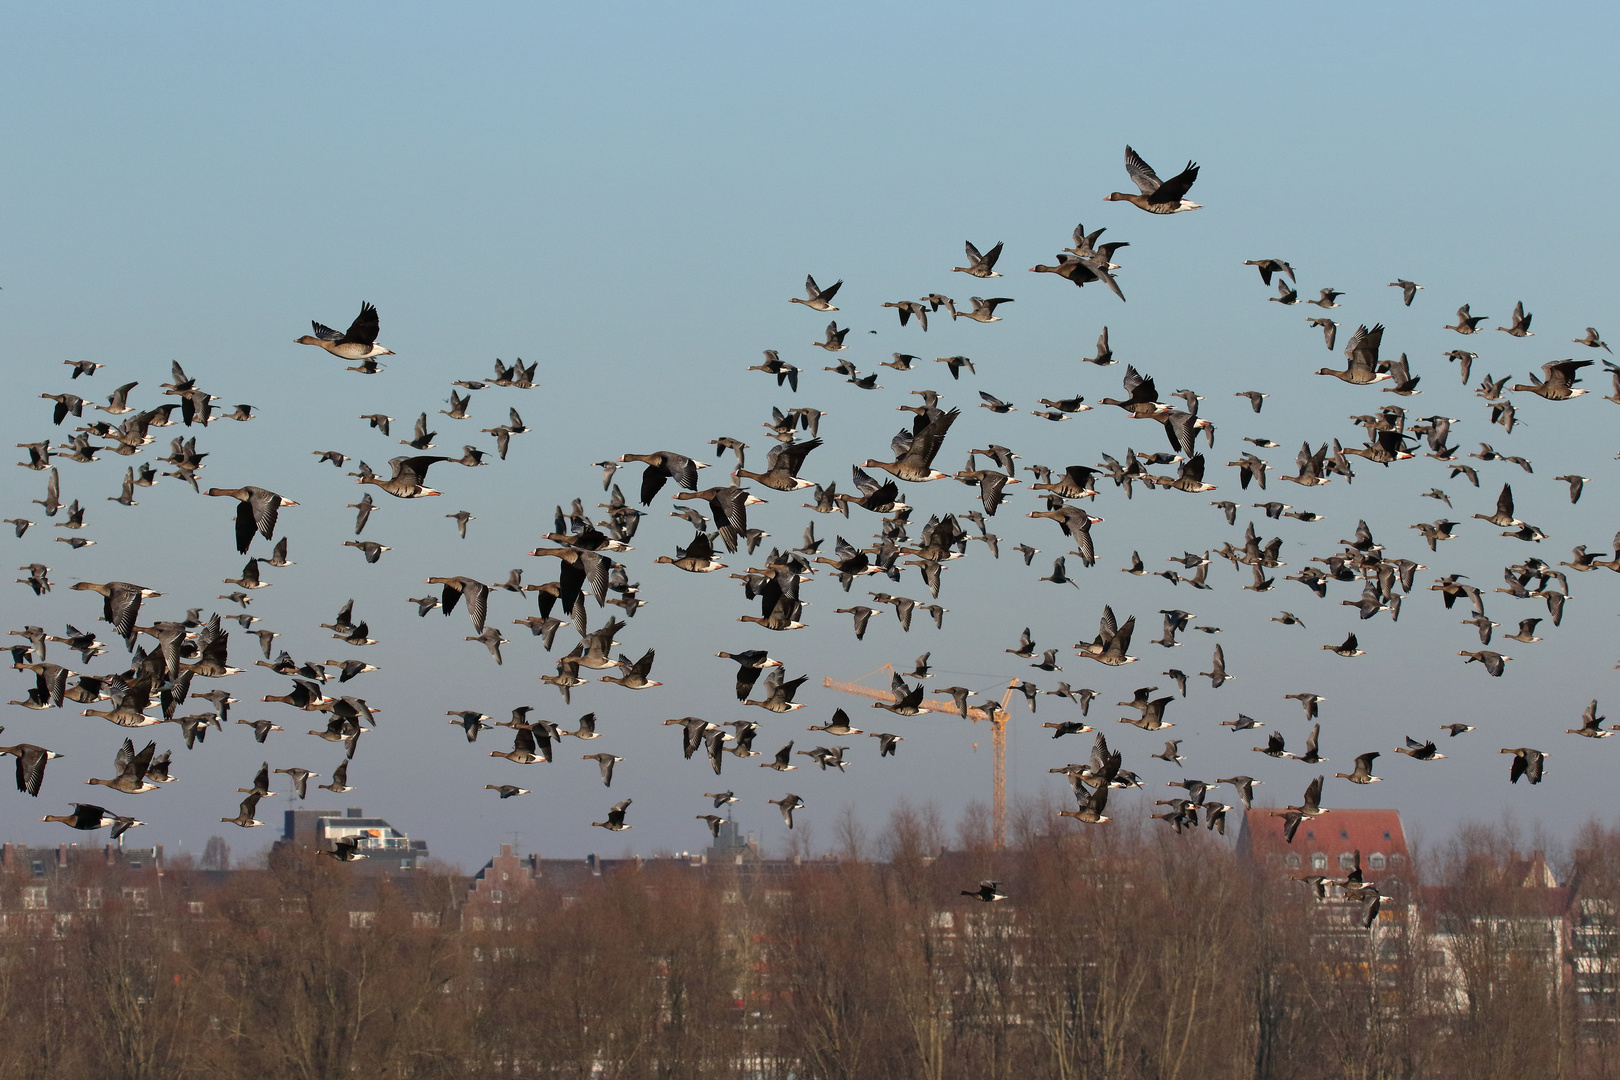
[
  {"left": 954, "top": 241, "right": 1004, "bottom": 278},
  {"left": 1106, "top": 146, "right": 1201, "bottom": 213},
  {"left": 768, "top": 793, "right": 805, "bottom": 828},
  {"left": 296, "top": 302, "right": 393, "bottom": 360},
  {"left": 1501, "top": 747, "right": 1547, "bottom": 784},
  {"left": 789, "top": 275, "right": 841, "bottom": 311},
  {"left": 1389, "top": 279, "right": 1423, "bottom": 305},
  {"left": 592, "top": 799, "right": 632, "bottom": 831},
  {"left": 961, "top": 881, "right": 1008, "bottom": 902}
]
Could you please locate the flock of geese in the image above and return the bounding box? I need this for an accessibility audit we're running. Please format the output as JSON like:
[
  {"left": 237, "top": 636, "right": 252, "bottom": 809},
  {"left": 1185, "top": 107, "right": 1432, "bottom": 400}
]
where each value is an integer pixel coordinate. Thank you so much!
[{"left": 5, "top": 147, "right": 1618, "bottom": 910}]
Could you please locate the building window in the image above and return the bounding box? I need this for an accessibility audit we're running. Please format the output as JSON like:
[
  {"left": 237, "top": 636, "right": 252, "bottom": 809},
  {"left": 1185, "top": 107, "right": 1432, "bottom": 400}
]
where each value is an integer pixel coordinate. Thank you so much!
[
  {"left": 22, "top": 886, "right": 47, "bottom": 910},
  {"left": 30, "top": 861, "right": 44, "bottom": 879},
  {"left": 1285, "top": 853, "right": 1301, "bottom": 869},
  {"left": 490, "top": 890, "right": 503, "bottom": 904},
  {"left": 1339, "top": 852, "right": 1358, "bottom": 871},
  {"left": 189, "top": 901, "right": 205, "bottom": 915},
  {"left": 1311, "top": 853, "right": 1328, "bottom": 871},
  {"left": 1368, "top": 853, "right": 1386, "bottom": 870},
  {"left": 350, "top": 911, "right": 376, "bottom": 929},
  {"left": 82, "top": 888, "right": 102, "bottom": 910},
  {"left": 1340, "top": 829, "right": 1349, "bottom": 840},
  {"left": 413, "top": 912, "right": 440, "bottom": 929}
]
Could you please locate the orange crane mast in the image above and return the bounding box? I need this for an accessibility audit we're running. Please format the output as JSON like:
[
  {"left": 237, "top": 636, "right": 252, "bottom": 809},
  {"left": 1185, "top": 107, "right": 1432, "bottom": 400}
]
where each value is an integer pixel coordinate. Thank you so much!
[{"left": 822, "top": 665, "right": 1016, "bottom": 848}]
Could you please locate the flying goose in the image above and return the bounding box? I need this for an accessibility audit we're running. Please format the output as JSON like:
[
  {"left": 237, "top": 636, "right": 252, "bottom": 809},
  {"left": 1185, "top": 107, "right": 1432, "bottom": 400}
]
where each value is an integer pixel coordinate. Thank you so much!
[
  {"left": 1106, "top": 146, "right": 1201, "bottom": 213},
  {"left": 583, "top": 752, "right": 622, "bottom": 786},
  {"left": 1501, "top": 747, "right": 1547, "bottom": 784},
  {"left": 768, "top": 793, "right": 804, "bottom": 828},
  {"left": 1496, "top": 301, "right": 1534, "bottom": 337},
  {"left": 1567, "top": 701, "right": 1610, "bottom": 738},
  {"left": 1445, "top": 305, "right": 1488, "bottom": 334},
  {"left": 220, "top": 792, "right": 265, "bottom": 828},
  {"left": 85, "top": 739, "right": 158, "bottom": 794},
  {"left": 296, "top": 302, "right": 392, "bottom": 360},
  {"left": 592, "top": 799, "right": 632, "bottom": 831},
  {"left": 961, "top": 881, "right": 1008, "bottom": 902},
  {"left": 954, "top": 241, "right": 1004, "bottom": 278},
  {"left": 356, "top": 455, "right": 450, "bottom": 498},
  {"left": 790, "top": 275, "right": 841, "bottom": 311},
  {"left": 0, "top": 738, "right": 64, "bottom": 796}
]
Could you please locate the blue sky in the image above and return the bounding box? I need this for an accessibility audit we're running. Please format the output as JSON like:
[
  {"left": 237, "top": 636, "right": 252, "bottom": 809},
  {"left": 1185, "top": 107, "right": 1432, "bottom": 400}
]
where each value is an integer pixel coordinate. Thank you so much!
[{"left": 3, "top": 2, "right": 1618, "bottom": 867}]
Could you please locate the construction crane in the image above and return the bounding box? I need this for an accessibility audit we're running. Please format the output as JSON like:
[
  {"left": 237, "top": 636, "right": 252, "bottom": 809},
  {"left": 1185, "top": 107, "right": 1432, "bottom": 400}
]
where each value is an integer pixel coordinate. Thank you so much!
[{"left": 823, "top": 665, "right": 1017, "bottom": 848}]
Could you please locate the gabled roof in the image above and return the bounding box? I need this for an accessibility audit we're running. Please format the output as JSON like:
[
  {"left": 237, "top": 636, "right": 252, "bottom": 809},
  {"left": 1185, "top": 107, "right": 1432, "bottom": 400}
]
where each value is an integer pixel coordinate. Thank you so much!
[{"left": 1238, "top": 807, "right": 1410, "bottom": 884}]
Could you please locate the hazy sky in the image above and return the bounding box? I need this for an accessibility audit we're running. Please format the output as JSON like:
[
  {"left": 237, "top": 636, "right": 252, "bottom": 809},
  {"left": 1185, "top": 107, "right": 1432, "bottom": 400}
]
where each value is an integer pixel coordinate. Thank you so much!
[{"left": 3, "top": 2, "right": 1618, "bottom": 869}]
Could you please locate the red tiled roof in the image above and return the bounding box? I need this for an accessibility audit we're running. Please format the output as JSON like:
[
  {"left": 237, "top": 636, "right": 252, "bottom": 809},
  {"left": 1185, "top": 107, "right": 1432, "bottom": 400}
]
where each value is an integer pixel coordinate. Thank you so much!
[{"left": 1238, "top": 807, "right": 1410, "bottom": 883}]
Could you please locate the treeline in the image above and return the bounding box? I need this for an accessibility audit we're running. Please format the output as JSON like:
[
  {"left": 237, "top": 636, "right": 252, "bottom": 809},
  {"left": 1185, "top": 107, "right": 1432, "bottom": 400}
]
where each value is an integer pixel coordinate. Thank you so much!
[{"left": 7, "top": 808, "right": 1620, "bottom": 1080}]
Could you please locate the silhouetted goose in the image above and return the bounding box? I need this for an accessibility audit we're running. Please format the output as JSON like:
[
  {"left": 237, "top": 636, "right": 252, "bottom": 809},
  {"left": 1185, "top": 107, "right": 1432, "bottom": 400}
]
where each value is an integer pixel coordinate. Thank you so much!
[
  {"left": 961, "top": 880, "right": 1008, "bottom": 903},
  {"left": 1244, "top": 259, "right": 1295, "bottom": 285},
  {"left": 1445, "top": 304, "right": 1488, "bottom": 334},
  {"left": 485, "top": 784, "right": 530, "bottom": 799},
  {"left": 790, "top": 274, "right": 841, "bottom": 311},
  {"left": 768, "top": 793, "right": 804, "bottom": 828},
  {"left": 296, "top": 302, "right": 392, "bottom": 360},
  {"left": 1107, "top": 146, "right": 1200, "bottom": 212},
  {"left": 1308, "top": 288, "right": 1344, "bottom": 309},
  {"left": 809, "top": 708, "right": 863, "bottom": 737},
  {"left": 588, "top": 798, "right": 632, "bottom": 832},
  {"left": 1501, "top": 747, "right": 1547, "bottom": 784}
]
